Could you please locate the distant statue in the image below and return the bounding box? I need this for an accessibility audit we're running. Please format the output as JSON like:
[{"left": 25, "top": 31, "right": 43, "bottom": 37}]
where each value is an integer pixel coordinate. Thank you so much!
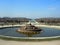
[{"left": 29, "top": 23, "right": 32, "bottom": 25}]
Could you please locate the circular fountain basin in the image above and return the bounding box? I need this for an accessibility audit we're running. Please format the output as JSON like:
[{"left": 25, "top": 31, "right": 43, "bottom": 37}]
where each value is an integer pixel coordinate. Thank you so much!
[
  {"left": 0, "top": 27, "right": 60, "bottom": 37},
  {"left": 0, "top": 27, "right": 60, "bottom": 41}
]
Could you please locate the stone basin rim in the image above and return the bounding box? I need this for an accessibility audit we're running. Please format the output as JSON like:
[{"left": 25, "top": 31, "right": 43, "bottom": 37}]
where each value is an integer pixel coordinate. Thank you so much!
[
  {"left": 0, "top": 35, "right": 60, "bottom": 40},
  {"left": 0, "top": 25, "right": 60, "bottom": 40}
]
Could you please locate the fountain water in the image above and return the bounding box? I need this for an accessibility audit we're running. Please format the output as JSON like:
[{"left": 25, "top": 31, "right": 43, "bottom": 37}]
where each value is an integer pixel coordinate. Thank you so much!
[{"left": 16, "top": 19, "right": 42, "bottom": 37}]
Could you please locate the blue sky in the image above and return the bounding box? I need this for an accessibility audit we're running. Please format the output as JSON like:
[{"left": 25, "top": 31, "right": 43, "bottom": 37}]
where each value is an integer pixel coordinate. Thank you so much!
[{"left": 0, "top": 0, "right": 60, "bottom": 18}]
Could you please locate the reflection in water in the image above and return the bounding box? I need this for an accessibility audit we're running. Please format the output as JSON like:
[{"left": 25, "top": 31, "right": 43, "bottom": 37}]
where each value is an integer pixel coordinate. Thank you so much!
[
  {"left": 17, "top": 31, "right": 41, "bottom": 37},
  {"left": 16, "top": 29, "right": 43, "bottom": 37}
]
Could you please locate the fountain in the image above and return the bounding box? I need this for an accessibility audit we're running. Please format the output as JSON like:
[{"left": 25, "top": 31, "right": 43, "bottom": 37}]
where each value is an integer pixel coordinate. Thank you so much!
[
  {"left": 16, "top": 20, "right": 42, "bottom": 37},
  {"left": 0, "top": 19, "right": 60, "bottom": 40}
]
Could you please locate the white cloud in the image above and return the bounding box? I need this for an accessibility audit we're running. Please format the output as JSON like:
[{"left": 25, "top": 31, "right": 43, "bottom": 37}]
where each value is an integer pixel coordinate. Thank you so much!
[{"left": 48, "top": 7, "right": 56, "bottom": 10}]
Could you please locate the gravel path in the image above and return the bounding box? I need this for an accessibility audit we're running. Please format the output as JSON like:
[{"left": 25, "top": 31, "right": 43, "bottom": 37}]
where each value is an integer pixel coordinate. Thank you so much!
[{"left": 0, "top": 39, "right": 60, "bottom": 45}]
